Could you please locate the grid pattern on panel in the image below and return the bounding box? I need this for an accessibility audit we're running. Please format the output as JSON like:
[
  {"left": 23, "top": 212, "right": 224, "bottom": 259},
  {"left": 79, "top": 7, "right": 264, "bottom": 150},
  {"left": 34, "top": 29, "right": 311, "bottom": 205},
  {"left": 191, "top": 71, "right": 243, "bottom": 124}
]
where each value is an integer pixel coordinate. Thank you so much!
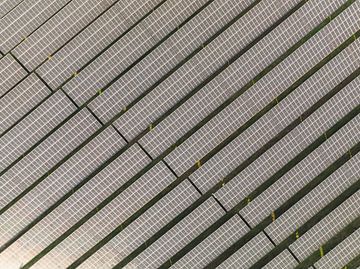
[
  {"left": 0, "top": 0, "right": 359, "bottom": 268},
  {"left": 0, "top": 90, "right": 76, "bottom": 173},
  {"left": 0, "top": 73, "right": 50, "bottom": 134},
  {"left": 262, "top": 250, "right": 299, "bottom": 269},
  {"left": 0, "top": 126, "right": 125, "bottom": 249},
  {"left": 215, "top": 72, "right": 360, "bottom": 212},
  {"left": 165, "top": 0, "right": 356, "bottom": 180},
  {"left": 0, "top": 144, "right": 150, "bottom": 268},
  {"left": 32, "top": 162, "right": 176, "bottom": 269},
  {"left": 289, "top": 190, "right": 360, "bottom": 261},
  {"left": 125, "top": 198, "right": 224, "bottom": 269},
  {"left": 240, "top": 114, "right": 360, "bottom": 227},
  {"left": 171, "top": 215, "right": 249, "bottom": 269},
  {"left": 77, "top": 181, "right": 200, "bottom": 269},
  {"left": 63, "top": 0, "right": 208, "bottom": 106},
  {"left": 113, "top": 0, "right": 299, "bottom": 141},
  {"left": 217, "top": 232, "right": 274, "bottom": 268},
  {"left": 0, "top": 0, "right": 71, "bottom": 53},
  {"left": 265, "top": 152, "right": 360, "bottom": 244},
  {"left": 89, "top": 0, "right": 253, "bottom": 124},
  {"left": 35, "top": 0, "right": 163, "bottom": 90},
  {"left": 0, "top": 54, "right": 27, "bottom": 96},
  {"left": 12, "top": 0, "right": 116, "bottom": 71},
  {"left": 139, "top": 0, "right": 343, "bottom": 160},
  {"left": 315, "top": 228, "right": 360, "bottom": 269}
]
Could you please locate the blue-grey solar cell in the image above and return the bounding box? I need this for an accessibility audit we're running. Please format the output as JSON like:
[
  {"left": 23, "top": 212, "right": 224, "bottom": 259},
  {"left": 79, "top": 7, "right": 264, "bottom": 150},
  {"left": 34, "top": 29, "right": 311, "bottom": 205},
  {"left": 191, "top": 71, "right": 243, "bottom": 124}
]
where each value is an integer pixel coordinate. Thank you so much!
[
  {"left": 88, "top": 0, "right": 254, "bottom": 124},
  {"left": 0, "top": 90, "right": 76, "bottom": 173},
  {"left": 0, "top": 125, "right": 126, "bottom": 250},
  {"left": 262, "top": 250, "right": 299, "bottom": 269},
  {"left": 289, "top": 190, "right": 360, "bottom": 261},
  {"left": 0, "top": 0, "right": 71, "bottom": 53},
  {"left": 63, "top": 0, "right": 209, "bottom": 106},
  {"left": 113, "top": 0, "right": 301, "bottom": 142},
  {"left": 171, "top": 215, "right": 249, "bottom": 269},
  {"left": 32, "top": 162, "right": 177, "bottom": 268},
  {"left": 240, "top": 114, "right": 360, "bottom": 227},
  {"left": 315, "top": 228, "right": 360, "bottom": 269},
  {"left": 0, "top": 73, "right": 50, "bottom": 134},
  {"left": 265, "top": 152, "right": 360, "bottom": 244},
  {"left": 0, "top": 54, "right": 28, "bottom": 96},
  {"left": 217, "top": 232, "right": 274, "bottom": 268},
  {"left": 139, "top": 0, "right": 348, "bottom": 161},
  {"left": 36, "top": 0, "right": 164, "bottom": 90},
  {"left": 0, "top": 144, "right": 150, "bottom": 268},
  {"left": 124, "top": 197, "right": 224, "bottom": 269},
  {"left": 0, "top": 0, "right": 23, "bottom": 18},
  {"left": 215, "top": 49, "right": 360, "bottom": 212},
  {"left": 74, "top": 180, "right": 200, "bottom": 269},
  {"left": 12, "top": 0, "right": 117, "bottom": 71}
]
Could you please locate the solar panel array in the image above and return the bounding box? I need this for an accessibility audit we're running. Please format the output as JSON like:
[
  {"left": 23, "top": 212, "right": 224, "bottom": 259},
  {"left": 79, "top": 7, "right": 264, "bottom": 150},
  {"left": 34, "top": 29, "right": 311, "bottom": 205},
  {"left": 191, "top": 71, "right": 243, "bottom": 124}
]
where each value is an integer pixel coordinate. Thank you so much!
[{"left": 0, "top": 0, "right": 359, "bottom": 268}]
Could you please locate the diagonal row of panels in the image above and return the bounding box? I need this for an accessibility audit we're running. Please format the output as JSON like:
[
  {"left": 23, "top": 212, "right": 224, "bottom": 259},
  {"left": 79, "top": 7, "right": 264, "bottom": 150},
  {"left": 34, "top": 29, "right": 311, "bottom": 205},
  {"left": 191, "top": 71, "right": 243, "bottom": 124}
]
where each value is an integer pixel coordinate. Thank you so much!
[{"left": 0, "top": 0, "right": 359, "bottom": 268}]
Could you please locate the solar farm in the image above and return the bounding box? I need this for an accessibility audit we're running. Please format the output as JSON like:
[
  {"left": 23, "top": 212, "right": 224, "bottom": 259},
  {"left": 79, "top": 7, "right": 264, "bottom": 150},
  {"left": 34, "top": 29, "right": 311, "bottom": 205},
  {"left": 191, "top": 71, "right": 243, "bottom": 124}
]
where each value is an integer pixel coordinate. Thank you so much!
[{"left": 0, "top": 0, "right": 359, "bottom": 268}]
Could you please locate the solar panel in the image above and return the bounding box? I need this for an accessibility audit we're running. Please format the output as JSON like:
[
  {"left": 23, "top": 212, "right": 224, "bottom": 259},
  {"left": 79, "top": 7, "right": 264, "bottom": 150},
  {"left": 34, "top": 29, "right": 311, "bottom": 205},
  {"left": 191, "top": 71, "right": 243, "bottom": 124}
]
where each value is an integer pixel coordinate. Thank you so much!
[
  {"left": 265, "top": 150, "right": 360, "bottom": 244},
  {"left": 113, "top": 0, "right": 301, "bottom": 141},
  {"left": 262, "top": 250, "right": 299, "bottom": 269},
  {"left": 36, "top": 0, "right": 165, "bottom": 90},
  {"left": 76, "top": 180, "right": 199, "bottom": 269},
  {"left": 0, "top": 0, "right": 359, "bottom": 267},
  {"left": 163, "top": 0, "right": 355, "bottom": 181},
  {"left": 0, "top": 90, "right": 76, "bottom": 173},
  {"left": 289, "top": 190, "right": 360, "bottom": 261},
  {"left": 0, "top": 54, "right": 27, "bottom": 96},
  {"left": 0, "top": 144, "right": 149, "bottom": 268},
  {"left": 240, "top": 114, "right": 360, "bottom": 227},
  {"left": 217, "top": 232, "right": 274, "bottom": 268},
  {"left": 314, "top": 227, "right": 360, "bottom": 269},
  {"left": 0, "top": 73, "right": 50, "bottom": 134},
  {"left": 171, "top": 215, "right": 249, "bottom": 269},
  {"left": 215, "top": 44, "right": 360, "bottom": 211},
  {"left": 62, "top": 0, "right": 209, "bottom": 106},
  {"left": 12, "top": 0, "right": 117, "bottom": 71},
  {"left": 0, "top": 125, "right": 125, "bottom": 248},
  {"left": 0, "top": 0, "right": 71, "bottom": 53},
  {"left": 124, "top": 197, "right": 224, "bottom": 269},
  {"left": 88, "top": 0, "right": 254, "bottom": 124}
]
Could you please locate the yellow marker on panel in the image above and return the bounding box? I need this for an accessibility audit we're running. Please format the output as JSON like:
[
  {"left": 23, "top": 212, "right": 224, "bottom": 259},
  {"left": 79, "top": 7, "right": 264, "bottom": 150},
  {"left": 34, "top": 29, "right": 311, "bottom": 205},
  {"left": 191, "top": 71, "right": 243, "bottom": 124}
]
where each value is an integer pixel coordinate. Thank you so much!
[
  {"left": 196, "top": 160, "right": 201, "bottom": 168},
  {"left": 271, "top": 211, "right": 276, "bottom": 222},
  {"left": 320, "top": 246, "right": 324, "bottom": 257}
]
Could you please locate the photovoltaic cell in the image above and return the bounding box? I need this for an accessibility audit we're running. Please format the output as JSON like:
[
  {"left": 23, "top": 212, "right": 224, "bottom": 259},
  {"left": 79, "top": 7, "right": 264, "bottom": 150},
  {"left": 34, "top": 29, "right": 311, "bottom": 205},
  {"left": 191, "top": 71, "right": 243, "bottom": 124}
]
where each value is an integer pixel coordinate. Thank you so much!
[
  {"left": 240, "top": 114, "right": 360, "bottom": 227},
  {"left": 0, "top": 125, "right": 126, "bottom": 249},
  {"left": 12, "top": 0, "right": 117, "bottom": 71},
  {"left": 36, "top": 0, "right": 164, "bottom": 90},
  {"left": 89, "top": 0, "right": 254, "bottom": 124},
  {"left": 0, "top": 73, "right": 50, "bottom": 134},
  {"left": 0, "top": 0, "right": 23, "bottom": 18},
  {"left": 171, "top": 215, "right": 249, "bottom": 269},
  {"left": 315, "top": 228, "right": 360, "bottom": 269},
  {"left": 289, "top": 190, "right": 360, "bottom": 261},
  {"left": 265, "top": 152, "right": 360, "bottom": 244},
  {"left": 0, "top": 144, "right": 150, "bottom": 268},
  {"left": 31, "top": 162, "right": 176, "bottom": 269},
  {"left": 163, "top": 0, "right": 352, "bottom": 179},
  {"left": 0, "top": 54, "right": 27, "bottom": 96},
  {"left": 0, "top": 0, "right": 71, "bottom": 53},
  {"left": 140, "top": 0, "right": 346, "bottom": 160},
  {"left": 124, "top": 197, "right": 224, "bottom": 269},
  {"left": 217, "top": 232, "right": 274, "bottom": 268},
  {"left": 0, "top": 90, "right": 76, "bottom": 173},
  {"left": 215, "top": 46, "right": 360, "bottom": 211},
  {"left": 77, "top": 180, "right": 199, "bottom": 269},
  {"left": 63, "top": 0, "right": 208, "bottom": 106},
  {"left": 113, "top": 0, "right": 300, "bottom": 141},
  {"left": 262, "top": 250, "right": 298, "bottom": 269}
]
